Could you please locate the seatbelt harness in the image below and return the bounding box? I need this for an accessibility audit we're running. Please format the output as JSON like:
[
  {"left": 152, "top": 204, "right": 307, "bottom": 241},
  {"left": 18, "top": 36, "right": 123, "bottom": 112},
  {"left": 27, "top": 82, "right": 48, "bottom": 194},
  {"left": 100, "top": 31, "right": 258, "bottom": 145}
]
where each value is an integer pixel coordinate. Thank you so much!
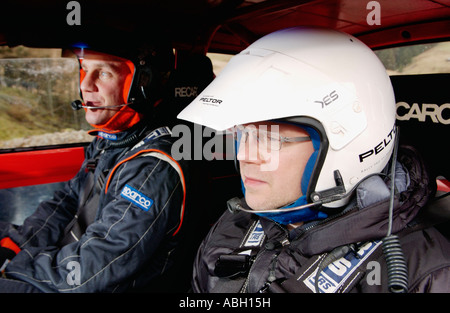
[
  {"left": 59, "top": 127, "right": 174, "bottom": 246},
  {"left": 274, "top": 240, "right": 382, "bottom": 293}
]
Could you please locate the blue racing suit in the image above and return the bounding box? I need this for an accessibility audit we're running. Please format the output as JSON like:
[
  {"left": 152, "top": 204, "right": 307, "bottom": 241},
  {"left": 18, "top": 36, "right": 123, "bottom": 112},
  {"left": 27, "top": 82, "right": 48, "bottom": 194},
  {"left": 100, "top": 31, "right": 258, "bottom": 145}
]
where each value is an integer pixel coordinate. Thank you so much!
[{"left": 0, "top": 121, "right": 188, "bottom": 292}]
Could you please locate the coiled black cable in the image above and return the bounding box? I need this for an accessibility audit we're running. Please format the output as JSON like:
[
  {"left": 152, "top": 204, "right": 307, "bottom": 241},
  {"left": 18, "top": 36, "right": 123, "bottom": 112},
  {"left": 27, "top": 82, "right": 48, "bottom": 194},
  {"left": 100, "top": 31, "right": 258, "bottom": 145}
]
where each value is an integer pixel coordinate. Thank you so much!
[
  {"left": 382, "top": 234, "right": 408, "bottom": 293},
  {"left": 109, "top": 133, "right": 140, "bottom": 148},
  {"left": 382, "top": 127, "right": 408, "bottom": 293},
  {"left": 311, "top": 127, "right": 408, "bottom": 293},
  {"left": 108, "top": 123, "right": 150, "bottom": 148}
]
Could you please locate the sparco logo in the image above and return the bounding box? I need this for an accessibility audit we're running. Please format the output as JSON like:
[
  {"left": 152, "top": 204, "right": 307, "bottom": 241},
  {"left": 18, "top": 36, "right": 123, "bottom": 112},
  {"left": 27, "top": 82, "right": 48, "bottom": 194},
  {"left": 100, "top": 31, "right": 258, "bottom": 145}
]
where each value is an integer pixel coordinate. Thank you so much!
[
  {"left": 396, "top": 102, "right": 450, "bottom": 125},
  {"left": 98, "top": 131, "right": 118, "bottom": 141},
  {"left": 121, "top": 184, "right": 153, "bottom": 211}
]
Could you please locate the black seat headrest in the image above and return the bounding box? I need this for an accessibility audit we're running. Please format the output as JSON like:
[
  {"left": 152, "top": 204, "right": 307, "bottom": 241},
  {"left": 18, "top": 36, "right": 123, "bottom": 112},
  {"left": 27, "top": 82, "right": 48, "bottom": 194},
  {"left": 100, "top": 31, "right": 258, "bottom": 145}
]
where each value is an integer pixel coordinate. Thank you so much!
[{"left": 157, "top": 53, "right": 215, "bottom": 128}]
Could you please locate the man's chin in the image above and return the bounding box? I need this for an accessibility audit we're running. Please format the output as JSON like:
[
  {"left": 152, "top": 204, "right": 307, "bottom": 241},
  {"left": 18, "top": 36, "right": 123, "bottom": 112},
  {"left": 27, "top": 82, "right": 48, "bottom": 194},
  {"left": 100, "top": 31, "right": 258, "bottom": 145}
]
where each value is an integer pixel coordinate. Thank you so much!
[
  {"left": 245, "top": 196, "right": 271, "bottom": 211},
  {"left": 85, "top": 114, "right": 108, "bottom": 127}
]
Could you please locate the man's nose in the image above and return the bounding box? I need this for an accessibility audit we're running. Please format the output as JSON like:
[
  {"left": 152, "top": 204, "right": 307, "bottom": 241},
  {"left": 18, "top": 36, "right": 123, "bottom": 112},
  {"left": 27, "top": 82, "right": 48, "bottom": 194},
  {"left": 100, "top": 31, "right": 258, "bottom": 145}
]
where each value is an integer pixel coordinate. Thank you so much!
[
  {"left": 80, "top": 71, "right": 97, "bottom": 93},
  {"left": 236, "top": 134, "right": 263, "bottom": 163}
]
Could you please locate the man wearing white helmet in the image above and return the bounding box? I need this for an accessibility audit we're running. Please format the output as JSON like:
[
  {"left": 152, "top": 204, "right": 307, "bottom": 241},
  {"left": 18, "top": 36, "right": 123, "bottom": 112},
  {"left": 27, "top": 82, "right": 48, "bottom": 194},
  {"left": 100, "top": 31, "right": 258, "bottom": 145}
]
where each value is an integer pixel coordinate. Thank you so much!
[{"left": 178, "top": 27, "right": 450, "bottom": 293}]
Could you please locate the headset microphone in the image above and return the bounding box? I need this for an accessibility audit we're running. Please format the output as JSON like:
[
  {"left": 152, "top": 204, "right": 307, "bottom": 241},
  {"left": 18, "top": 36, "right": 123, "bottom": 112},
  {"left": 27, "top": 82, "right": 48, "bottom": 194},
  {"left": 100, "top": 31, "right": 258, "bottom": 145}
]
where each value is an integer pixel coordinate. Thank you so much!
[
  {"left": 71, "top": 100, "right": 84, "bottom": 110},
  {"left": 226, "top": 197, "right": 323, "bottom": 215},
  {"left": 71, "top": 100, "right": 132, "bottom": 111}
]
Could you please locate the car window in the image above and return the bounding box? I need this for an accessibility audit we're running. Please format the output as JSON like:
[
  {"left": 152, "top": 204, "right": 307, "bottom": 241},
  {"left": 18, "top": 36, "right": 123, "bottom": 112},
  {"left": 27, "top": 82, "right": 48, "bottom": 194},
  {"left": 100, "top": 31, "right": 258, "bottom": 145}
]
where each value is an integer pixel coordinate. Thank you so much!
[
  {"left": 375, "top": 41, "right": 450, "bottom": 75},
  {"left": 0, "top": 46, "right": 91, "bottom": 150},
  {"left": 208, "top": 42, "right": 450, "bottom": 76},
  {"left": 3, "top": 42, "right": 447, "bottom": 151}
]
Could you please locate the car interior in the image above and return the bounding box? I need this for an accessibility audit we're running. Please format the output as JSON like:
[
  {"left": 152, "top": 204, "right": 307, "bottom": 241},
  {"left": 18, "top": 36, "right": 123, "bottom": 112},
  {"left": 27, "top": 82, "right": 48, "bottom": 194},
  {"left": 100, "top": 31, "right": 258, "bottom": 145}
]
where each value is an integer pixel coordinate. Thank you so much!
[{"left": 0, "top": 0, "right": 449, "bottom": 292}]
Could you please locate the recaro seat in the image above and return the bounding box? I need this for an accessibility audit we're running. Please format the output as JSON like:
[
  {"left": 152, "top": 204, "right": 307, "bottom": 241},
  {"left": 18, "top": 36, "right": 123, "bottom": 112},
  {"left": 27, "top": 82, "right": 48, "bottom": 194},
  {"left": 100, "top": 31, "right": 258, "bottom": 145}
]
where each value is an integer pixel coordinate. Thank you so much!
[
  {"left": 390, "top": 73, "right": 450, "bottom": 238},
  {"left": 152, "top": 52, "right": 242, "bottom": 292}
]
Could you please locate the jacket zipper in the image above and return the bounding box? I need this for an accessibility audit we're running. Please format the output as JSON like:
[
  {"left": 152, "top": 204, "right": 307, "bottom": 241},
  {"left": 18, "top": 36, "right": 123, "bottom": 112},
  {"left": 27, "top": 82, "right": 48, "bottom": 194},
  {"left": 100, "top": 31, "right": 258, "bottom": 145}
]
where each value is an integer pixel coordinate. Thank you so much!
[
  {"left": 240, "top": 220, "right": 290, "bottom": 293},
  {"left": 241, "top": 206, "right": 359, "bottom": 292},
  {"left": 292, "top": 205, "right": 358, "bottom": 241}
]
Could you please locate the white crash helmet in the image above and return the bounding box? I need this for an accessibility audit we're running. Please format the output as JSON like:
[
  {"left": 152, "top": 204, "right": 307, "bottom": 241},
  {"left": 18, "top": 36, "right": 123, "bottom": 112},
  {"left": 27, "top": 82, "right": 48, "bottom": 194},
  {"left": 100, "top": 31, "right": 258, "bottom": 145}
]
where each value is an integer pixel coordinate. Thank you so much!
[{"left": 178, "top": 26, "right": 396, "bottom": 209}]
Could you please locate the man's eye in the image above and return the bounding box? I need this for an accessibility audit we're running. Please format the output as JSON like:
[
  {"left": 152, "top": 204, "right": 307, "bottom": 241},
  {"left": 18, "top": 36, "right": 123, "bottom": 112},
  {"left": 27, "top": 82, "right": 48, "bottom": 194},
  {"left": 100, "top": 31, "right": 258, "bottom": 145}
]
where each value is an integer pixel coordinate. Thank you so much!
[{"left": 100, "top": 71, "right": 112, "bottom": 79}]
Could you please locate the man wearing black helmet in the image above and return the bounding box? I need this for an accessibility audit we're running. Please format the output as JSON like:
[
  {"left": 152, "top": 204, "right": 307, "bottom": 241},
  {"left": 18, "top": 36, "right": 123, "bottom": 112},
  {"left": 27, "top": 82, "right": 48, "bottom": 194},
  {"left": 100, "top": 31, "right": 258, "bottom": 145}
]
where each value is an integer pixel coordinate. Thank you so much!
[
  {"left": 0, "top": 41, "right": 191, "bottom": 292},
  {"left": 178, "top": 27, "right": 450, "bottom": 293}
]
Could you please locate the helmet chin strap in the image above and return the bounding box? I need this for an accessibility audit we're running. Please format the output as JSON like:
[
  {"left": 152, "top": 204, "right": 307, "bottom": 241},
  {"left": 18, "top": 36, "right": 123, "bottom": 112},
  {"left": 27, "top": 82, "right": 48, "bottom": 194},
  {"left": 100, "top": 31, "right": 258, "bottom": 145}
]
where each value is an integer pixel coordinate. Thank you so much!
[{"left": 227, "top": 169, "right": 350, "bottom": 225}]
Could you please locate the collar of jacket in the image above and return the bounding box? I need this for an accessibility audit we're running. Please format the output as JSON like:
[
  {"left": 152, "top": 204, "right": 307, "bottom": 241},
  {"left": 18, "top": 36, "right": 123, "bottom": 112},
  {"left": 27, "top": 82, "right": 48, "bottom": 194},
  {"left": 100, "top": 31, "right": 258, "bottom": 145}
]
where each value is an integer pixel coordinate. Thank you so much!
[
  {"left": 258, "top": 145, "right": 433, "bottom": 257},
  {"left": 87, "top": 119, "right": 150, "bottom": 146}
]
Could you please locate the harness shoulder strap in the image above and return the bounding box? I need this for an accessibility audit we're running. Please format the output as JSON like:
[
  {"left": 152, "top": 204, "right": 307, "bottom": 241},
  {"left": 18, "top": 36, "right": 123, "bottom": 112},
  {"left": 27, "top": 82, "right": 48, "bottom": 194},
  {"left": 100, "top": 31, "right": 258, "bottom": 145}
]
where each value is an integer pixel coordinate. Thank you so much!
[
  {"left": 211, "top": 219, "right": 267, "bottom": 293},
  {"left": 59, "top": 127, "right": 175, "bottom": 246},
  {"left": 58, "top": 156, "right": 105, "bottom": 246}
]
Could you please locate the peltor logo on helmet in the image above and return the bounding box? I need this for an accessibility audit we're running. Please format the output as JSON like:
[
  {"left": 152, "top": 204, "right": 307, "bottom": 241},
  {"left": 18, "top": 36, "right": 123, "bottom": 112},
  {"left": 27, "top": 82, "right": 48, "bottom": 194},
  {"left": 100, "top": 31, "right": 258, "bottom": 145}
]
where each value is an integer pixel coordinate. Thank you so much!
[
  {"left": 358, "top": 125, "right": 396, "bottom": 163},
  {"left": 199, "top": 97, "right": 223, "bottom": 106}
]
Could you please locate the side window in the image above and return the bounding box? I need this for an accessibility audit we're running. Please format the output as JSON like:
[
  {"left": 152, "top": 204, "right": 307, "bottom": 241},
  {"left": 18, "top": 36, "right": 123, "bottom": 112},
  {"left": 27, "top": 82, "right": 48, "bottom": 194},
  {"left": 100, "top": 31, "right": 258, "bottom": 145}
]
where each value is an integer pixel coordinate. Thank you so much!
[
  {"left": 375, "top": 41, "right": 450, "bottom": 75},
  {"left": 0, "top": 46, "right": 91, "bottom": 150},
  {"left": 0, "top": 46, "right": 90, "bottom": 224},
  {"left": 376, "top": 41, "right": 450, "bottom": 196}
]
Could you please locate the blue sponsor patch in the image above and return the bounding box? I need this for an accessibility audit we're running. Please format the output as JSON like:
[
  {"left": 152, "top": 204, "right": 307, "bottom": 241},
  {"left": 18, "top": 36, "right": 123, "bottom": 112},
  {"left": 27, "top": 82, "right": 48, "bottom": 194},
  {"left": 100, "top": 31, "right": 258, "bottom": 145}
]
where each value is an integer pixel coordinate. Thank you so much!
[
  {"left": 120, "top": 184, "right": 154, "bottom": 211},
  {"left": 244, "top": 221, "right": 265, "bottom": 247},
  {"left": 304, "top": 240, "right": 382, "bottom": 293},
  {"left": 98, "top": 131, "right": 118, "bottom": 141}
]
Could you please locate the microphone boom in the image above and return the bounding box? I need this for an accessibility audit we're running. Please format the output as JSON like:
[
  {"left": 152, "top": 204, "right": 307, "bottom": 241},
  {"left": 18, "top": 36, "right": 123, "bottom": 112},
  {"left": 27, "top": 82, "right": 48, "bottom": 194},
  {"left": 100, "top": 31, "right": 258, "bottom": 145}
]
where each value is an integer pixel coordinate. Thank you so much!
[{"left": 71, "top": 100, "right": 131, "bottom": 111}]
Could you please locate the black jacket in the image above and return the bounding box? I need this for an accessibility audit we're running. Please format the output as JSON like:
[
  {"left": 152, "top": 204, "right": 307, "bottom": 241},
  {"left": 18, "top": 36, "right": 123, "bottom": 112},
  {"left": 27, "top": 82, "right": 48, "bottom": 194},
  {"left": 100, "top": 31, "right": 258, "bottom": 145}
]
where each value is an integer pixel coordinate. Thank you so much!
[
  {"left": 192, "top": 146, "right": 450, "bottom": 293},
  {"left": 0, "top": 122, "right": 188, "bottom": 292}
]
